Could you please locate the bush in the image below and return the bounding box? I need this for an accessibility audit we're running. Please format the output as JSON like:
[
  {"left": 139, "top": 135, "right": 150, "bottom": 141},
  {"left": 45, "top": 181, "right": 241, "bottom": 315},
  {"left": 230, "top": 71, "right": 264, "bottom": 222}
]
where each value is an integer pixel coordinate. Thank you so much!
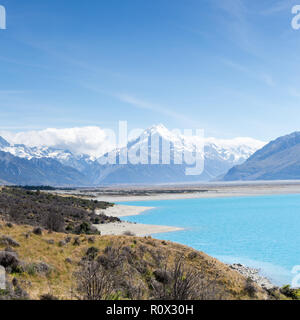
[
  {"left": 244, "top": 277, "right": 257, "bottom": 298},
  {"left": 58, "top": 240, "right": 66, "bottom": 247},
  {"left": 0, "top": 236, "right": 20, "bottom": 248},
  {"left": 280, "top": 285, "right": 300, "bottom": 300},
  {"left": 32, "top": 227, "right": 43, "bottom": 235},
  {"left": 44, "top": 211, "right": 65, "bottom": 232},
  {"left": 40, "top": 293, "right": 59, "bottom": 300},
  {"left": 123, "top": 231, "right": 136, "bottom": 236},
  {"left": 85, "top": 247, "right": 99, "bottom": 260},
  {"left": 73, "top": 237, "right": 81, "bottom": 246},
  {"left": 188, "top": 252, "right": 198, "bottom": 260},
  {"left": 74, "top": 260, "right": 115, "bottom": 300},
  {"left": 25, "top": 262, "right": 51, "bottom": 276},
  {"left": 0, "top": 251, "right": 23, "bottom": 273},
  {"left": 151, "top": 256, "right": 221, "bottom": 300}
]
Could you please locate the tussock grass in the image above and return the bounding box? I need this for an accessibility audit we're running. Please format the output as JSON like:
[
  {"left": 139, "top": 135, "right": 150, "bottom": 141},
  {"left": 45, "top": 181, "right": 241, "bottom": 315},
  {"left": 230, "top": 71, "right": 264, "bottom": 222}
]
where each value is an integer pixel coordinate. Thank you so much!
[{"left": 0, "top": 219, "right": 272, "bottom": 300}]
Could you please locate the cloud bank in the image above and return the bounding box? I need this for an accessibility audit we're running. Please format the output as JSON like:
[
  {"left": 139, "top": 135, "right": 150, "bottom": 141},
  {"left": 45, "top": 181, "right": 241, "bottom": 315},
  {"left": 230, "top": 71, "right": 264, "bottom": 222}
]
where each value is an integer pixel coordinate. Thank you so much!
[{"left": 0, "top": 127, "right": 114, "bottom": 158}]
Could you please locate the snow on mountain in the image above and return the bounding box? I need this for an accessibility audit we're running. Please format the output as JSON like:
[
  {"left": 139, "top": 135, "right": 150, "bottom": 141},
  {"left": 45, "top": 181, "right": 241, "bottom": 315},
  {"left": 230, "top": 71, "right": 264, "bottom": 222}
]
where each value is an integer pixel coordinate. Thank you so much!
[
  {"left": 104, "top": 124, "right": 265, "bottom": 164},
  {"left": 0, "top": 138, "right": 97, "bottom": 174},
  {"left": 204, "top": 137, "right": 266, "bottom": 164},
  {"left": 96, "top": 124, "right": 266, "bottom": 183},
  {"left": 0, "top": 125, "right": 266, "bottom": 184}
]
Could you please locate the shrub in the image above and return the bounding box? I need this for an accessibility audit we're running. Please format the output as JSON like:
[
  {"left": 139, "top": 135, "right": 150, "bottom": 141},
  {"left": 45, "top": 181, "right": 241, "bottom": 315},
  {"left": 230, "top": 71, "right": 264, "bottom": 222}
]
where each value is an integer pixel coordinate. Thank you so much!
[
  {"left": 74, "top": 260, "right": 115, "bottom": 300},
  {"left": 32, "top": 227, "right": 43, "bottom": 235},
  {"left": 40, "top": 293, "right": 59, "bottom": 300},
  {"left": 123, "top": 231, "right": 136, "bottom": 236},
  {"left": 58, "top": 240, "right": 66, "bottom": 247},
  {"left": 85, "top": 247, "right": 99, "bottom": 260},
  {"left": 25, "top": 262, "right": 51, "bottom": 276},
  {"left": 280, "top": 285, "right": 300, "bottom": 300},
  {"left": 244, "top": 277, "right": 257, "bottom": 298},
  {"left": 65, "top": 236, "right": 72, "bottom": 243},
  {"left": 0, "top": 236, "right": 20, "bottom": 248},
  {"left": 44, "top": 211, "right": 65, "bottom": 232},
  {"left": 0, "top": 251, "right": 23, "bottom": 273},
  {"left": 188, "top": 252, "right": 198, "bottom": 260},
  {"left": 88, "top": 236, "right": 95, "bottom": 244},
  {"left": 73, "top": 237, "right": 81, "bottom": 246},
  {"left": 151, "top": 256, "right": 221, "bottom": 300}
]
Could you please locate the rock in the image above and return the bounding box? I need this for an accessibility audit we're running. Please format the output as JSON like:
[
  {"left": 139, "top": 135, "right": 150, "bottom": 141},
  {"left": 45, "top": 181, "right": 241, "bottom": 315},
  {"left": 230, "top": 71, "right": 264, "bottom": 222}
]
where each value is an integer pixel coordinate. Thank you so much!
[{"left": 228, "top": 263, "right": 276, "bottom": 290}]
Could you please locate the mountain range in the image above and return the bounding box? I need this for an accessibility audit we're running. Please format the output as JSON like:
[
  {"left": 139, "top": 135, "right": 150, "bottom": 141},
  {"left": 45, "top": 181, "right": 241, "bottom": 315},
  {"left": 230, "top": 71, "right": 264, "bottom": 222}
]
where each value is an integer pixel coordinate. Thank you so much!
[
  {"left": 223, "top": 131, "right": 300, "bottom": 181},
  {"left": 0, "top": 125, "right": 265, "bottom": 186}
]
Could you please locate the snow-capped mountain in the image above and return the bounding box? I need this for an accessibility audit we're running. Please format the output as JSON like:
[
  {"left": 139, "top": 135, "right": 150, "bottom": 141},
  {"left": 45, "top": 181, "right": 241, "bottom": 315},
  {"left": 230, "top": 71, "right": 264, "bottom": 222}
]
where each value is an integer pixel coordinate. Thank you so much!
[
  {"left": 95, "top": 124, "right": 265, "bottom": 184},
  {"left": 0, "top": 140, "right": 97, "bottom": 172},
  {"left": 0, "top": 125, "right": 265, "bottom": 185}
]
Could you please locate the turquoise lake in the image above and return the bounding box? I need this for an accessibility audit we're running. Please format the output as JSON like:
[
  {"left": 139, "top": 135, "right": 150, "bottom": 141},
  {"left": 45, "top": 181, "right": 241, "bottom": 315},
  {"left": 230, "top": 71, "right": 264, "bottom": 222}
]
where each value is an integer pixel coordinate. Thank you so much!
[{"left": 119, "top": 195, "right": 300, "bottom": 286}]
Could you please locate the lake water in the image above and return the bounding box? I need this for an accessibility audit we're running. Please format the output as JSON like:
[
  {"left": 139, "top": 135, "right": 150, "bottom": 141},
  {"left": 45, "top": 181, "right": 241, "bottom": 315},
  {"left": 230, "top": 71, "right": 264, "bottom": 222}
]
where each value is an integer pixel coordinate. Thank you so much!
[{"left": 119, "top": 195, "right": 300, "bottom": 286}]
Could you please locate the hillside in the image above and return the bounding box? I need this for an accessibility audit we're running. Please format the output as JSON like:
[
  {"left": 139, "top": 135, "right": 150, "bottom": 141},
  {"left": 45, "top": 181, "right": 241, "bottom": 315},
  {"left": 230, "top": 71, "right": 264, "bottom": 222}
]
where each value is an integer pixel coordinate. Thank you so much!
[
  {"left": 0, "top": 221, "right": 283, "bottom": 300},
  {"left": 0, "top": 187, "right": 116, "bottom": 234},
  {"left": 223, "top": 132, "right": 300, "bottom": 181},
  {"left": 0, "top": 150, "right": 89, "bottom": 186}
]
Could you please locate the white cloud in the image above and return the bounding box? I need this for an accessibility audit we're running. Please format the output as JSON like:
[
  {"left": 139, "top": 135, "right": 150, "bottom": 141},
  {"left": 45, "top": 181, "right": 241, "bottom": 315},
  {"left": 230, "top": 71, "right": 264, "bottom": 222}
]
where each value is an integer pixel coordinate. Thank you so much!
[{"left": 0, "top": 127, "right": 115, "bottom": 158}]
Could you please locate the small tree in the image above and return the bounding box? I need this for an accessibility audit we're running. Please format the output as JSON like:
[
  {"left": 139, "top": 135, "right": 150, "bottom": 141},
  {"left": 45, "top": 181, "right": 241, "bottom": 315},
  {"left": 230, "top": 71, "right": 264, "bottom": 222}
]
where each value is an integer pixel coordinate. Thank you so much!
[
  {"left": 44, "top": 211, "right": 64, "bottom": 232},
  {"left": 74, "top": 260, "right": 114, "bottom": 300}
]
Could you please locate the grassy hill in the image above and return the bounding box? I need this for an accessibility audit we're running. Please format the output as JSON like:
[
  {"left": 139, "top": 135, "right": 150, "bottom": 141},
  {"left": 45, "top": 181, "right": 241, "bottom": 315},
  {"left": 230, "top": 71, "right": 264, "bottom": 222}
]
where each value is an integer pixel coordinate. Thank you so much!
[{"left": 0, "top": 220, "right": 286, "bottom": 300}]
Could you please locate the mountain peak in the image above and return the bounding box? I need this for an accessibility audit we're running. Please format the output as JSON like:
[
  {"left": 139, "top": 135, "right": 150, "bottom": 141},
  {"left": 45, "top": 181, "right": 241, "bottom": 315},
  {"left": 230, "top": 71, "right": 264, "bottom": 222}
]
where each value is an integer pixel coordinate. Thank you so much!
[
  {"left": 0, "top": 136, "right": 10, "bottom": 148},
  {"left": 146, "top": 124, "right": 169, "bottom": 134}
]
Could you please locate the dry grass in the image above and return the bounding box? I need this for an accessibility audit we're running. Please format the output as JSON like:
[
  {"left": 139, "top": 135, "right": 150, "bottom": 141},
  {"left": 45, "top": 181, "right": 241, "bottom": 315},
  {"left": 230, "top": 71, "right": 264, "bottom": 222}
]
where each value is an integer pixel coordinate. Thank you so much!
[{"left": 0, "top": 219, "right": 271, "bottom": 300}]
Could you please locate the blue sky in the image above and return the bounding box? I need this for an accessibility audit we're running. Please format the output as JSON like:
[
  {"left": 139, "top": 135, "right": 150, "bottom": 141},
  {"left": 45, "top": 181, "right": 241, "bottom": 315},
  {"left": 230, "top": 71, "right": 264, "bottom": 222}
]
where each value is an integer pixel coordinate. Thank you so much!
[{"left": 0, "top": 0, "right": 300, "bottom": 141}]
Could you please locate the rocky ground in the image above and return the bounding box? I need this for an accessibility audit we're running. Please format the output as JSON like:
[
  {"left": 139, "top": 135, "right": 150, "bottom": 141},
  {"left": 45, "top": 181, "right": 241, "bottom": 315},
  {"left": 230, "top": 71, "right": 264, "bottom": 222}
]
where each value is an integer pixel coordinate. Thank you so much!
[{"left": 229, "top": 263, "right": 277, "bottom": 290}]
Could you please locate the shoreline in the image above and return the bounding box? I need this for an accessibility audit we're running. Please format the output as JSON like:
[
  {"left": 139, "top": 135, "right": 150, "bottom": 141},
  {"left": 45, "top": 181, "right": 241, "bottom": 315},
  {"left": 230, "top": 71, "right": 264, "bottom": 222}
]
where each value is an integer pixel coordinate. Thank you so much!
[
  {"left": 96, "top": 202, "right": 280, "bottom": 290},
  {"left": 95, "top": 203, "right": 183, "bottom": 236},
  {"left": 96, "top": 204, "right": 155, "bottom": 217},
  {"left": 228, "top": 264, "right": 278, "bottom": 290}
]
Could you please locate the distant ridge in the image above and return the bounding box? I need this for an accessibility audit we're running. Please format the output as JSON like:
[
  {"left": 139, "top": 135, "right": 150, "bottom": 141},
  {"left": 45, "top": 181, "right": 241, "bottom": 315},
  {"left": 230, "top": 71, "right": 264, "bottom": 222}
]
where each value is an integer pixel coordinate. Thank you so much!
[{"left": 222, "top": 131, "right": 300, "bottom": 181}]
